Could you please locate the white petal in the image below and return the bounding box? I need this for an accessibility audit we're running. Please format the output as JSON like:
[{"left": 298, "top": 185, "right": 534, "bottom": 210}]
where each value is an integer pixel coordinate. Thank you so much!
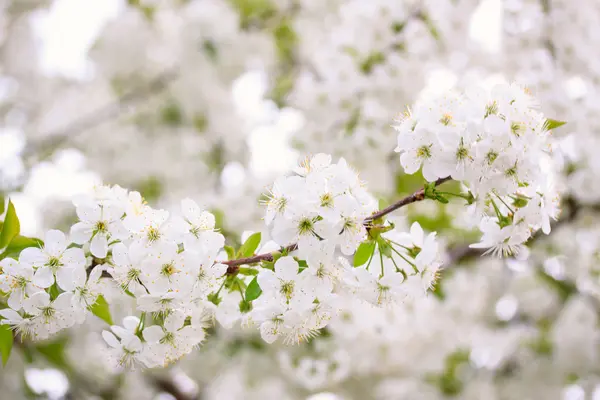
[
  {"left": 123, "top": 316, "right": 141, "bottom": 332},
  {"left": 102, "top": 330, "right": 121, "bottom": 348},
  {"left": 62, "top": 248, "right": 86, "bottom": 269},
  {"left": 143, "top": 325, "right": 164, "bottom": 343},
  {"left": 103, "top": 204, "right": 125, "bottom": 222},
  {"left": 33, "top": 267, "right": 55, "bottom": 288},
  {"left": 181, "top": 198, "right": 201, "bottom": 223},
  {"left": 410, "top": 222, "right": 425, "bottom": 247},
  {"left": 19, "top": 248, "right": 46, "bottom": 267},
  {"left": 76, "top": 204, "right": 101, "bottom": 223},
  {"left": 111, "top": 243, "right": 129, "bottom": 266},
  {"left": 56, "top": 267, "right": 77, "bottom": 291},
  {"left": 90, "top": 235, "right": 108, "bottom": 259},
  {"left": 0, "top": 308, "right": 23, "bottom": 321},
  {"left": 44, "top": 230, "right": 67, "bottom": 256},
  {"left": 70, "top": 222, "right": 92, "bottom": 244}
]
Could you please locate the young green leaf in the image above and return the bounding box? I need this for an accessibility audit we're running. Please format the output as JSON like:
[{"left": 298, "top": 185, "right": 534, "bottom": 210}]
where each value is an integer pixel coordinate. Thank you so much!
[
  {"left": 0, "top": 324, "right": 13, "bottom": 366},
  {"left": 239, "top": 232, "right": 262, "bottom": 257},
  {"left": 224, "top": 245, "right": 236, "bottom": 260},
  {"left": 89, "top": 295, "right": 114, "bottom": 325},
  {"left": 543, "top": 118, "right": 567, "bottom": 131},
  {"left": 0, "top": 236, "right": 43, "bottom": 260},
  {"left": 245, "top": 277, "right": 262, "bottom": 301},
  {"left": 0, "top": 194, "right": 5, "bottom": 215},
  {"left": 354, "top": 241, "right": 376, "bottom": 267},
  {"left": 0, "top": 200, "right": 20, "bottom": 249}
]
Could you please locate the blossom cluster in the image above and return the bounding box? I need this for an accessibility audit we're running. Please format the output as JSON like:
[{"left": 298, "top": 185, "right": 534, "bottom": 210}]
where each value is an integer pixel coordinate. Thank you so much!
[
  {"left": 0, "top": 185, "right": 225, "bottom": 368},
  {"left": 394, "top": 84, "right": 561, "bottom": 257},
  {"left": 0, "top": 85, "right": 562, "bottom": 370},
  {"left": 264, "top": 153, "right": 378, "bottom": 257}
]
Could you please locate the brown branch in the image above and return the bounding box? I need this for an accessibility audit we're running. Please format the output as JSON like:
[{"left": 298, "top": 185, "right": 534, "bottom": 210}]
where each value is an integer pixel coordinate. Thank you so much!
[
  {"left": 223, "top": 177, "right": 451, "bottom": 273},
  {"left": 364, "top": 176, "right": 452, "bottom": 223}
]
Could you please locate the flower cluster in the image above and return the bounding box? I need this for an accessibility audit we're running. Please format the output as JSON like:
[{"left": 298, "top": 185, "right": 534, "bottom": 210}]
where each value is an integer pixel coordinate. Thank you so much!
[
  {"left": 264, "top": 153, "right": 378, "bottom": 257},
  {"left": 0, "top": 84, "right": 563, "bottom": 370},
  {"left": 394, "top": 84, "right": 561, "bottom": 257},
  {"left": 0, "top": 185, "right": 226, "bottom": 368}
]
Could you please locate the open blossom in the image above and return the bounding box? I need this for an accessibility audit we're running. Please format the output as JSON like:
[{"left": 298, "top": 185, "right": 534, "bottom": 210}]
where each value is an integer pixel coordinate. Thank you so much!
[
  {"left": 0, "top": 258, "right": 38, "bottom": 310},
  {"left": 176, "top": 198, "right": 224, "bottom": 254},
  {"left": 70, "top": 201, "right": 128, "bottom": 258},
  {"left": 23, "top": 291, "right": 77, "bottom": 340},
  {"left": 102, "top": 316, "right": 147, "bottom": 369},
  {"left": 142, "top": 310, "right": 206, "bottom": 367},
  {"left": 19, "top": 230, "right": 86, "bottom": 290}
]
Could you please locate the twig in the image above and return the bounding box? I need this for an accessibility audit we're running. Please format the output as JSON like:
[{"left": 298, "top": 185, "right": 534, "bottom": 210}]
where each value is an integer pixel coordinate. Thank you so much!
[{"left": 223, "top": 177, "right": 451, "bottom": 272}]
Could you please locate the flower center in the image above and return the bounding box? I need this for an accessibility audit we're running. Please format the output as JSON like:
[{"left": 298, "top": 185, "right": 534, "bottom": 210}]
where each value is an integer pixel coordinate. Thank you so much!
[
  {"left": 147, "top": 227, "right": 161, "bottom": 243},
  {"left": 46, "top": 257, "right": 62, "bottom": 271},
  {"left": 439, "top": 113, "right": 453, "bottom": 126},
  {"left": 280, "top": 281, "right": 295, "bottom": 300},
  {"left": 416, "top": 145, "right": 432, "bottom": 159},
  {"left": 297, "top": 218, "right": 314, "bottom": 235},
  {"left": 320, "top": 193, "right": 334, "bottom": 208},
  {"left": 95, "top": 220, "right": 108, "bottom": 233},
  {"left": 41, "top": 306, "right": 55, "bottom": 320},
  {"left": 161, "top": 262, "right": 177, "bottom": 277},
  {"left": 485, "top": 151, "right": 498, "bottom": 165}
]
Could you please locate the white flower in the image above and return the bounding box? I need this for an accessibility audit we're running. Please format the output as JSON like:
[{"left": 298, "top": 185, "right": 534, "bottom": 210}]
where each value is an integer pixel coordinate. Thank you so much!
[
  {"left": 102, "top": 316, "right": 146, "bottom": 369},
  {"left": 24, "top": 292, "right": 77, "bottom": 340},
  {"left": 257, "top": 256, "right": 314, "bottom": 311},
  {"left": 178, "top": 198, "right": 225, "bottom": 254},
  {"left": 70, "top": 201, "right": 128, "bottom": 258},
  {"left": 68, "top": 265, "right": 106, "bottom": 321},
  {"left": 294, "top": 153, "right": 332, "bottom": 177},
  {"left": 395, "top": 127, "right": 445, "bottom": 182},
  {"left": 0, "top": 308, "right": 37, "bottom": 339},
  {"left": 264, "top": 176, "right": 305, "bottom": 225},
  {"left": 142, "top": 310, "right": 205, "bottom": 366},
  {"left": 470, "top": 218, "right": 530, "bottom": 258},
  {"left": 19, "top": 230, "right": 86, "bottom": 290},
  {"left": 123, "top": 209, "right": 182, "bottom": 249},
  {"left": 334, "top": 195, "right": 369, "bottom": 255},
  {"left": 137, "top": 292, "right": 188, "bottom": 314},
  {"left": 0, "top": 258, "right": 39, "bottom": 310},
  {"left": 108, "top": 242, "right": 148, "bottom": 296}
]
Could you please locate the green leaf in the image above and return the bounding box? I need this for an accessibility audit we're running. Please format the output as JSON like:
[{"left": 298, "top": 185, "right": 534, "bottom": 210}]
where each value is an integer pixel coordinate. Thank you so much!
[
  {"left": 354, "top": 241, "right": 376, "bottom": 267},
  {"left": 238, "top": 267, "right": 258, "bottom": 275},
  {"left": 0, "top": 324, "right": 13, "bottom": 366},
  {"left": 543, "top": 118, "right": 567, "bottom": 131},
  {"left": 0, "top": 236, "right": 43, "bottom": 260},
  {"left": 245, "top": 277, "right": 262, "bottom": 301},
  {"left": 224, "top": 245, "right": 236, "bottom": 260},
  {"left": 48, "top": 283, "right": 61, "bottom": 300},
  {"left": 89, "top": 295, "right": 113, "bottom": 325},
  {"left": 0, "top": 194, "right": 5, "bottom": 215},
  {"left": 0, "top": 200, "right": 20, "bottom": 249},
  {"left": 239, "top": 232, "right": 261, "bottom": 257}
]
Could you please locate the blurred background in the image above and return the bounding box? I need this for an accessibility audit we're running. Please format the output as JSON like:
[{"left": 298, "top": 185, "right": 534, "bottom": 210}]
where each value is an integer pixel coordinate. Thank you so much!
[{"left": 1, "top": 0, "right": 600, "bottom": 399}]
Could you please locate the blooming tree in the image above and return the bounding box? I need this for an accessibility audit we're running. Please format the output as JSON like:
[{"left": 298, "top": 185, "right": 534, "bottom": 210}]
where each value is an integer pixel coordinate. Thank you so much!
[{"left": 0, "top": 0, "right": 598, "bottom": 399}]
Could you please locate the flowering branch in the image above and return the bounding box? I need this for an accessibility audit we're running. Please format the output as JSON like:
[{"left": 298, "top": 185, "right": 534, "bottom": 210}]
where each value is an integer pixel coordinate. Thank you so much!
[{"left": 223, "top": 176, "right": 452, "bottom": 272}]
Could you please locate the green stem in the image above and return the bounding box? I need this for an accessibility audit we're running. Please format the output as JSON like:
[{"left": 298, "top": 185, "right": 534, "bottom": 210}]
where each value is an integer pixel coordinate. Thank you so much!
[{"left": 387, "top": 239, "right": 419, "bottom": 274}]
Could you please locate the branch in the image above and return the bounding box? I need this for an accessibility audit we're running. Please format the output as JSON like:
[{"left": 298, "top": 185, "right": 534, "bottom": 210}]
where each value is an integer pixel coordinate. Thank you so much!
[
  {"left": 364, "top": 176, "right": 452, "bottom": 223},
  {"left": 223, "top": 177, "right": 451, "bottom": 272}
]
